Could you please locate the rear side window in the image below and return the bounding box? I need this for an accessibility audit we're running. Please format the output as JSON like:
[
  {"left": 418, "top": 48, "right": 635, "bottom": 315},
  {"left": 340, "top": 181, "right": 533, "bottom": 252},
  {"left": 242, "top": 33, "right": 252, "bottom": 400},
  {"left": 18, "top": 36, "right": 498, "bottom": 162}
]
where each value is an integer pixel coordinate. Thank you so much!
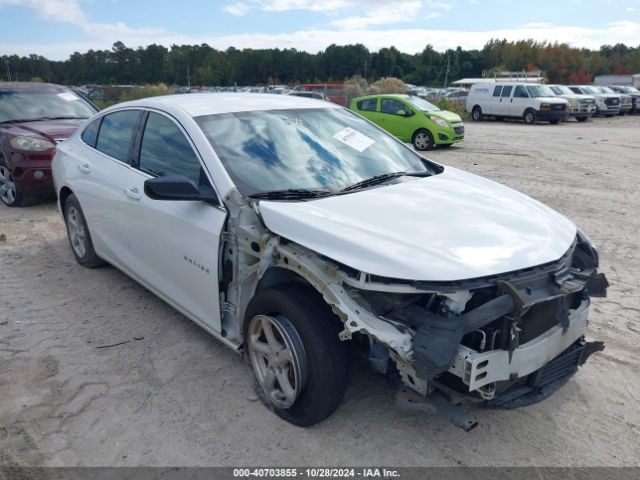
[
  {"left": 138, "top": 112, "right": 203, "bottom": 185},
  {"left": 357, "top": 99, "right": 378, "bottom": 112},
  {"left": 81, "top": 118, "right": 101, "bottom": 148},
  {"left": 501, "top": 86, "right": 513, "bottom": 98},
  {"left": 493, "top": 86, "right": 502, "bottom": 97},
  {"left": 95, "top": 110, "right": 141, "bottom": 163}
]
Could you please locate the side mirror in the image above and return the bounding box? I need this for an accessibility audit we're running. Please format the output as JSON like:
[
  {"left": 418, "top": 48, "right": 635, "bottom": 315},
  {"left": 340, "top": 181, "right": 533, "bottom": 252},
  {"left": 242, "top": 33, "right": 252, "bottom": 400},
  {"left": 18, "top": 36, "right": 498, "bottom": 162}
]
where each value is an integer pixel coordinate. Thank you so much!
[
  {"left": 396, "top": 109, "right": 412, "bottom": 117},
  {"left": 144, "top": 174, "right": 219, "bottom": 205}
]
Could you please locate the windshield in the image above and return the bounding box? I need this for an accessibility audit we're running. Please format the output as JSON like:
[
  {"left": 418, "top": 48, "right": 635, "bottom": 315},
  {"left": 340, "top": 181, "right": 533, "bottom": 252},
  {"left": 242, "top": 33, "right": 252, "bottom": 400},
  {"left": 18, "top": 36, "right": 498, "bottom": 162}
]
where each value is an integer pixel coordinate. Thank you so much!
[
  {"left": 550, "top": 85, "right": 572, "bottom": 95},
  {"left": 404, "top": 96, "right": 440, "bottom": 112},
  {"left": 526, "top": 85, "right": 555, "bottom": 98},
  {"left": 196, "top": 108, "right": 432, "bottom": 196},
  {"left": 597, "top": 86, "right": 614, "bottom": 93},
  {"left": 0, "top": 89, "right": 96, "bottom": 123},
  {"left": 626, "top": 86, "right": 639, "bottom": 93},
  {"left": 581, "top": 86, "right": 598, "bottom": 94}
]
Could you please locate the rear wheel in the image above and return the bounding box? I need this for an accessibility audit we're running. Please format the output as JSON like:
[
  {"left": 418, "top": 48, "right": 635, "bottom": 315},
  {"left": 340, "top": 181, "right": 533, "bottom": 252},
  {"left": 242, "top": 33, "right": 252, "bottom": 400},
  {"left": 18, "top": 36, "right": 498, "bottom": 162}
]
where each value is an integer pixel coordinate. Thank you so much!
[
  {"left": 63, "top": 194, "right": 105, "bottom": 268},
  {"left": 244, "top": 284, "right": 348, "bottom": 426},
  {"left": 523, "top": 109, "right": 536, "bottom": 125},
  {"left": 412, "top": 129, "right": 434, "bottom": 151},
  {"left": 471, "top": 106, "right": 483, "bottom": 121},
  {"left": 0, "top": 163, "right": 38, "bottom": 207},
  {"left": 576, "top": 116, "right": 588, "bottom": 122}
]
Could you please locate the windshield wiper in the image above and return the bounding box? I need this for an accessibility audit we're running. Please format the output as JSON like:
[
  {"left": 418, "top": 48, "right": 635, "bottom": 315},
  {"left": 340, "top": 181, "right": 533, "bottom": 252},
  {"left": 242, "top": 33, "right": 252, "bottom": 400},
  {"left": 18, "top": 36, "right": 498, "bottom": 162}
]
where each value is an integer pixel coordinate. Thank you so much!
[
  {"left": 340, "top": 171, "right": 408, "bottom": 192},
  {"left": 249, "top": 188, "right": 334, "bottom": 200},
  {"left": 0, "top": 116, "right": 88, "bottom": 125}
]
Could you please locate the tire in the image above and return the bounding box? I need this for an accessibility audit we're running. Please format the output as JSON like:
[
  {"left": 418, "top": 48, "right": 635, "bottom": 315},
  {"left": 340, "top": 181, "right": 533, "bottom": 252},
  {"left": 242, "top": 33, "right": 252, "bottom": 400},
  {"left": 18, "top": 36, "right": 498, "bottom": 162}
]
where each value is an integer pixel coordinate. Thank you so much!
[
  {"left": 244, "top": 283, "right": 348, "bottom": 427},
  {"left": 412, "top": 129, "right": 434, "bottom": 151},
  {"left": 605, "top": 114, "right": 614, "bottom": 118},
  {"left": 523, "top": 109, "right": 536, "bottom": 125},
  {"left": 471, "top": 106, "right": 483, "bottom": 121},
  {"left": 63, "top": 194, "right": 105, "bottom": 268},
  {"left": 576, "top": 116, "right": 588, "bottom": 122},
  {"left": 0, "top": 161, "right": 38, "bottom": 207},
  {"left": 550, "top": 119, "right": 560, "bottom": 124}
]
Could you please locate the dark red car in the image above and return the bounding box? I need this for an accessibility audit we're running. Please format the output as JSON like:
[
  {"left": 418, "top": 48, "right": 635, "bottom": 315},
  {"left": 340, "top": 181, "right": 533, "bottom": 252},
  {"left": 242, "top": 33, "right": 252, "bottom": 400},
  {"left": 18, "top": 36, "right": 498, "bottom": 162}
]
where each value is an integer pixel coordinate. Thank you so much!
[{"left": 0, "top": 82, "right": 98, "bottom": 207}]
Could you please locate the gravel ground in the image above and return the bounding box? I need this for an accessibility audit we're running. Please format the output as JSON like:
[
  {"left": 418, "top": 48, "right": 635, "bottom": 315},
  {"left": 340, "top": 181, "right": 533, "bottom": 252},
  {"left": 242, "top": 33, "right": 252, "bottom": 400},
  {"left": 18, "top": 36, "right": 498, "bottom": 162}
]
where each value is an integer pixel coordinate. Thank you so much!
[{"left": 1, "top": 116, "right": 639, "bottom": 467}]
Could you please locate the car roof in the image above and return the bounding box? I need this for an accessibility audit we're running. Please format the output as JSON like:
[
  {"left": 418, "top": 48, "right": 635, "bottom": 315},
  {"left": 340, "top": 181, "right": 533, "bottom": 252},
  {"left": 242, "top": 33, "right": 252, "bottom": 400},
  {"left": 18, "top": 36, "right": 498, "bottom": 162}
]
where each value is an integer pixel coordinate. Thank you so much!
[
  {"left": 352, "top": 94, "right": 410, "bottom": 102},
  {"left": 116, "top": 92, "right": 341, "bottom": 117},
  {"left": 0, "top": 82, "right": 72, "bottom": 92}
]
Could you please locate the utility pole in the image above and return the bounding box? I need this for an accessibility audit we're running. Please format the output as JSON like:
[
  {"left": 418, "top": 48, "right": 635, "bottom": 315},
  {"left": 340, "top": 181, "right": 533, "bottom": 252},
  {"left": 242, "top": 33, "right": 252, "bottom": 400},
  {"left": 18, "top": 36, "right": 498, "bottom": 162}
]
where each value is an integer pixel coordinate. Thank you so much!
[
  {"left": 443, "top": 55, "right": 450, "bottom": 88},
  {"left": 187, "top": 65, "right": 191, "bottom": 89},
  {"left": 363, "top": 59, "right": 367, "bottom": 81},
  {"left": 4, "top": 60, "right": 11, "bottom": 83}
]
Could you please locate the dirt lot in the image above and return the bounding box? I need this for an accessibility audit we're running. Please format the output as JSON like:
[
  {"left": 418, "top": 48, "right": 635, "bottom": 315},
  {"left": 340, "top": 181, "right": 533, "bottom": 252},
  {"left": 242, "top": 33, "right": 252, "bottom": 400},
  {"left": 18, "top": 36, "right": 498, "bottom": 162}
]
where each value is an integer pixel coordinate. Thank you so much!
[{"left": 1, "top": 116, "right": 639, "bottom": 467}]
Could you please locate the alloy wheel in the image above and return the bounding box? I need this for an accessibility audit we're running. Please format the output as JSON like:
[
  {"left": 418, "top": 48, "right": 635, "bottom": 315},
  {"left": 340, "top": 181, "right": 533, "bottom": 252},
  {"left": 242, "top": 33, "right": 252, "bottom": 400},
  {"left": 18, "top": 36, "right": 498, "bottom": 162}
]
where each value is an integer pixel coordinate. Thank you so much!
[
  {"left": 66, "top": 206, "right": 87, "bottom": 258},
  {"left": 247, "top": 314, "right": 307, "bottom": 409},
  {"left": 0, "top": 166, "right": 17, "bottom": 205}
]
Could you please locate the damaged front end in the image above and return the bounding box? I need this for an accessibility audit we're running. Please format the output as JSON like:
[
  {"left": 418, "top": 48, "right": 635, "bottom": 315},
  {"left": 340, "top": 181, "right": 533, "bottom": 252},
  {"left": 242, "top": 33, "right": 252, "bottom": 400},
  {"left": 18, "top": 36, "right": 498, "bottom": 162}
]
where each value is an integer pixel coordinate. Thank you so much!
[
  {"left": 220, "top": 191, "right": 607, "bottom": 430},
  {"left": 344, "top": 230, "right": 607, "bottom": 429}
]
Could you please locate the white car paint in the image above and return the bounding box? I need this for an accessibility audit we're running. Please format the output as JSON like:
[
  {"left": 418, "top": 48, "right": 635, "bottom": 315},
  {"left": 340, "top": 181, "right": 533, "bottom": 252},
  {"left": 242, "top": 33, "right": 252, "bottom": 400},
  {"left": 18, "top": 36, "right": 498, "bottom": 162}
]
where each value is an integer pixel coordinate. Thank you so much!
[{"left": 259, "top": 166, "right": 576, "bottom": 281}]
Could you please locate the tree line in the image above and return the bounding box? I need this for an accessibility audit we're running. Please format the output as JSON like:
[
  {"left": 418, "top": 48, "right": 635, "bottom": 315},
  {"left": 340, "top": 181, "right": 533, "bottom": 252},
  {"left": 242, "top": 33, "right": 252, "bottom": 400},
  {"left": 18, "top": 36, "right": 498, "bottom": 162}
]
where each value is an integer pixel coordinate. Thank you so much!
[{"left": 2, "top": 39, "right": 639, "bottom": 87}]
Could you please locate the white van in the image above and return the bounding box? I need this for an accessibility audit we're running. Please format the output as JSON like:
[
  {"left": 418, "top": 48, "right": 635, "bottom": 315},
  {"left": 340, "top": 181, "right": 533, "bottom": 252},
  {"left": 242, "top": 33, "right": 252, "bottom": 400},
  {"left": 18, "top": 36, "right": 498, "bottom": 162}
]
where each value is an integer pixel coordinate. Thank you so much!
[{"left": 466, "top": 83, "right": 568, "bottom": 124}]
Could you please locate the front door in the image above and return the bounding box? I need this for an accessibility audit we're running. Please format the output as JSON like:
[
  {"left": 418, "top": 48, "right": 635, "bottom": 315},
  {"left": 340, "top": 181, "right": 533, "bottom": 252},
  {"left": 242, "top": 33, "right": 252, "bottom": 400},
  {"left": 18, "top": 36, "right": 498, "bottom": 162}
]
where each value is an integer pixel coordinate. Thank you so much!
[{"left": 121, "top": 111, "right": 227, "bottom": 334}]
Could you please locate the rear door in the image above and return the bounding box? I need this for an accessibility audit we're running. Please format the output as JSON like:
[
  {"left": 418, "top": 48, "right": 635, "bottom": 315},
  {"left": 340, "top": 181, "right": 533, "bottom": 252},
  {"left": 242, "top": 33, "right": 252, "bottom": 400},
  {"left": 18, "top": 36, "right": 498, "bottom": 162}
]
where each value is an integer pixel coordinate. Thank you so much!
[
  {"left": 495, "top": 85, "right": 513, "bottom": 116},
  {"left": 72, "top": 109, "right": 143, "bottom": 264},
  {"left": 354, "top": 98, "right": 379, "bottom": 123},
  {"left": 489, "top": 85, "right": 503, "bottom": 114},
  {"left": 120, "top": 110, "right": 227, "bottom": 334}
]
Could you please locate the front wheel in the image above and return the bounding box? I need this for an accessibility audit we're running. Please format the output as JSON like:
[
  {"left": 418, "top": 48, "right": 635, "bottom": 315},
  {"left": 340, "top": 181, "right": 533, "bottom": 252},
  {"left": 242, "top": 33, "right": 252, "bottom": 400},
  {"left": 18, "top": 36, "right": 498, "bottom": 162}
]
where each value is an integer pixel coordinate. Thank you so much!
[
  {"left": 244, "top": 284, "right": 348, "bottom": 427},
  {"left": 0, "top": 163, "right": 38, "bottom": 207},
  {"left": 412, "top": 129, "right": 434, "bottom": 151},
  {"left": 471, "top": 106, "right": 483, "bottom": 121},
  {"left": 64, "top": 194, "right": 105, "bottom": 268},
  {"left": 523, "top": 109, "right": 536, "bottom": 125}
]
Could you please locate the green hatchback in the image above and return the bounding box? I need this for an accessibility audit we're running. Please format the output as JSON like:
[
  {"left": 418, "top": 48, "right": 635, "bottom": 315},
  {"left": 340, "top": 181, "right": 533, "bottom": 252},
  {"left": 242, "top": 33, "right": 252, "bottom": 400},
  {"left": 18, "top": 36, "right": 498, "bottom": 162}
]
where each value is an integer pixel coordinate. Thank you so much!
[{"left": 350, "top": 94, "right": 464, "bottom": 150}]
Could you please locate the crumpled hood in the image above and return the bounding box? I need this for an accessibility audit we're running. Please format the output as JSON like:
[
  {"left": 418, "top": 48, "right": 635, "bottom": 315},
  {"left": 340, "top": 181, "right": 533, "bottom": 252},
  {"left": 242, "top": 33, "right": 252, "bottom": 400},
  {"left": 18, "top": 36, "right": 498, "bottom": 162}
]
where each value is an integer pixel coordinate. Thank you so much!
[{"left": 258, "top": 167, "right": 576, "bottom": 282}]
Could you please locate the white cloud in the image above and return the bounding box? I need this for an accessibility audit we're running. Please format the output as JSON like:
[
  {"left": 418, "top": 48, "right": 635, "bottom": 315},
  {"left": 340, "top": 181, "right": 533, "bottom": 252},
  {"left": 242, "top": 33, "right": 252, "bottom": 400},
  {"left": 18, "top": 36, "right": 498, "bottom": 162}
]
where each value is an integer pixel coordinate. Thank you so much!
[
  {"left": 0, "top": 0, "right": 86, "bottom": 23},
  {"left": 330, "top": 1, "right": 422, "bottom": 29},
  {"left": 3, "top": 21, "right": 640, "bottom": 61},
  {"left": 427, "top": 1, "right": 453, "bottom": 10},
  {"left": 626, "top": 7, "right": 635, "bottom": 12},
  {"left": 425, "top": 12, "right": 441, "bottom": 19},
  {"left": 224, "top": 2, "right": 251, "bottom": 15}
]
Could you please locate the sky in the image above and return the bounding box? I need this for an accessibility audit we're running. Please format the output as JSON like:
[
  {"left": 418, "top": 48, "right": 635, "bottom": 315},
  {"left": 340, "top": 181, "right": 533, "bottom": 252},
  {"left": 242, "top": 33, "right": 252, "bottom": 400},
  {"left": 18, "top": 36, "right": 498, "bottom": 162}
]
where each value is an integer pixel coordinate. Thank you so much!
[{"left": 1, "top": 0, "right": 639, "bottom": 60}]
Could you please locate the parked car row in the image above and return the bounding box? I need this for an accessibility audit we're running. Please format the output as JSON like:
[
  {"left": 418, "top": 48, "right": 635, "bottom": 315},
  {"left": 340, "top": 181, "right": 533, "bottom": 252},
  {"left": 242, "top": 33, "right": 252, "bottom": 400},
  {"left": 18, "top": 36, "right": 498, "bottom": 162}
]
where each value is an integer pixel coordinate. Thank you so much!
[{"left": 466, "top": 81, "right": 639, "bottom": 124}]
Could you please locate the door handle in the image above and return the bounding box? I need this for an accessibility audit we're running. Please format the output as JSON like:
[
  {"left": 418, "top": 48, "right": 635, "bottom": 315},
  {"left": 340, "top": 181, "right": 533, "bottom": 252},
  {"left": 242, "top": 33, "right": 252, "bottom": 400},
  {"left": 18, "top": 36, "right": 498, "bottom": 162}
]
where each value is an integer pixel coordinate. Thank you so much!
[
  {"left": 78, "top": 162, "right": 91, "bottom": 174},
  {"left": 124, "top": 187, "right": 141, "bottom": 201}
]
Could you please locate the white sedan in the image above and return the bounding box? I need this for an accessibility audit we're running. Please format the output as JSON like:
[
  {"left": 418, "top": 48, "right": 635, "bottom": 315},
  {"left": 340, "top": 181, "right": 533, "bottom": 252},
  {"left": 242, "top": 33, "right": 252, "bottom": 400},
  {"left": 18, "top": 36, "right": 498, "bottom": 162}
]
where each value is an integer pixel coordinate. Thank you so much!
[{"left": 53, "top": 93, "right": 607, "bottom": 429}]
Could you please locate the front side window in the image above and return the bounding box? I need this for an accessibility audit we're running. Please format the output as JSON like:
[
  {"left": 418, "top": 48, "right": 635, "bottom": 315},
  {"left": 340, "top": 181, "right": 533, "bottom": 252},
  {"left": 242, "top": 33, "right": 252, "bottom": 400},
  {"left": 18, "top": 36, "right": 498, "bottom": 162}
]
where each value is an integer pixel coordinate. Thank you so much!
[
  {"left": 514, "top": 86, "right": 529, "bottom": 98},
  {"left": 357, "top": 99, "right": 378, "bottom": 112},
  {"left": 381, "top": 99, "right": 409, "bottom": 115},
  {"left": 138, "top": 112, "right": 203, "bottom": 185},
  {"left": 95, "top": 110, "right": 141, "bottom": 163},
  {"left": 196, "top": 107, "right": 432, "bottom": 196}
]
